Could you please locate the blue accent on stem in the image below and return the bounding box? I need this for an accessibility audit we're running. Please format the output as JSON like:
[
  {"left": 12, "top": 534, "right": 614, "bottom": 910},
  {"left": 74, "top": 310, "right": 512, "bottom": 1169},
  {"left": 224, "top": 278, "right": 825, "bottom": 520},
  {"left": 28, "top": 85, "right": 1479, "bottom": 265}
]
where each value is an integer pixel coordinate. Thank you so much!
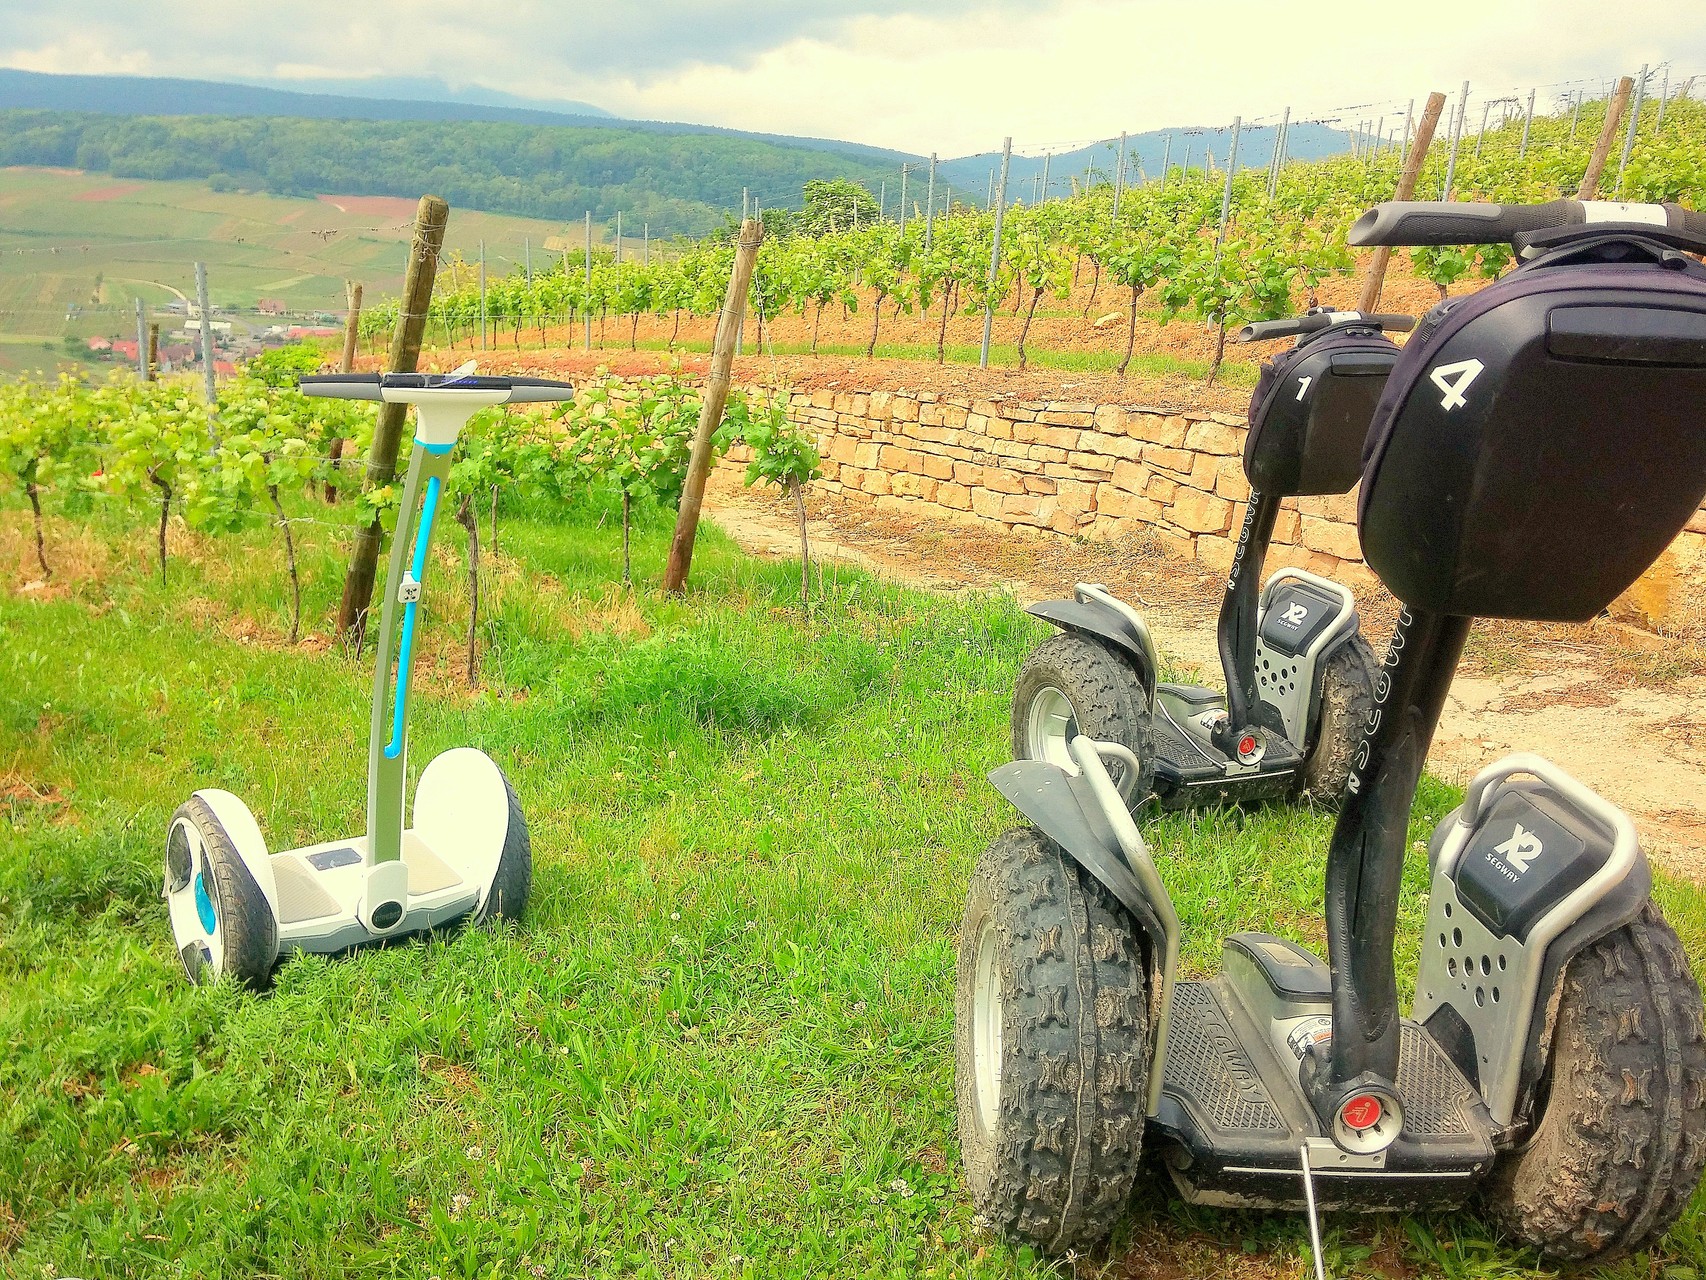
[
  {"left": 384, "top": 474, "right": 441, "bottom": 761},
  {"left": 194, "top": 869, "right": 217, "bottom": 934},
  {"left": 415, "top": 438, "right": 454, "bottom": 455}
]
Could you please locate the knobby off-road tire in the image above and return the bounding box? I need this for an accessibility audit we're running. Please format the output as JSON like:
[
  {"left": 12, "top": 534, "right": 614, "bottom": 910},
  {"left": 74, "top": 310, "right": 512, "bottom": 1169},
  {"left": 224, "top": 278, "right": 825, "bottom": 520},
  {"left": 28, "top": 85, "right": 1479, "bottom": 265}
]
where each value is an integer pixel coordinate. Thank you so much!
[
  {"left": 1296, "top": 635, "right": 1378, "bottom": 802},
  {"left": 1012, "top": 632, "right": 1155, "bottom": 803},
  {"left": 471, "top": 770, "right": 532, "bottom": 926},
  {"left": 169, "top": 797, "right": 278, "bottom": 991},
  {"left": 1483, "top": 903, "right": 1706, "bottom": 1264},
  {"left": 955, "top": 827, "right": 1151, "bottom": 1255}
]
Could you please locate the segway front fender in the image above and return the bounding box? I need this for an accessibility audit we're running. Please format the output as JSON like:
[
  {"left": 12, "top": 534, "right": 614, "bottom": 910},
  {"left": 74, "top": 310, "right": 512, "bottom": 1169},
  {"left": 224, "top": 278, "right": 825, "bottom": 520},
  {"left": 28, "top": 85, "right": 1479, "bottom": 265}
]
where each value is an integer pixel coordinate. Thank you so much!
[
  {"left": 989, "top": 760, "right": 1167, "bottom": 971},
  {"left": 192, "top": 788, "right": 279, "bottom": 915},
  {"left": 1026, "top": 588, "right": 1159, "bottom": 705},
  {"left": 991, "top": 741, "right": 1181, "bottom": 1116}
]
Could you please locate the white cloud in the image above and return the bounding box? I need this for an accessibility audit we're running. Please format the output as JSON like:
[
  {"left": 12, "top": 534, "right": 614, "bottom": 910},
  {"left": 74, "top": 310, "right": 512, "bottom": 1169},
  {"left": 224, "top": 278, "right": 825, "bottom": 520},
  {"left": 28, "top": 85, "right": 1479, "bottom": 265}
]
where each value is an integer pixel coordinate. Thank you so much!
[
  {"left": 562, "top": 0, "right": 1704, "bottom": 154},
  {"left": 1, "top": 0, "right": 1701, "bottom": 155}
]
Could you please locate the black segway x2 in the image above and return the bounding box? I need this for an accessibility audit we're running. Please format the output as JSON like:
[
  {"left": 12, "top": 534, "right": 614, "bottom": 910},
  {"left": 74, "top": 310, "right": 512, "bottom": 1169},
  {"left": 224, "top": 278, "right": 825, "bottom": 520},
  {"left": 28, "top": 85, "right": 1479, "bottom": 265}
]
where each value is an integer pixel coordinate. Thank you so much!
[
  {"left": 957, "top": 200, "right": 1706, "bottom": 1265},
  {"left": 1013, "top": 309, "right": 1411, "bottom": 809}
]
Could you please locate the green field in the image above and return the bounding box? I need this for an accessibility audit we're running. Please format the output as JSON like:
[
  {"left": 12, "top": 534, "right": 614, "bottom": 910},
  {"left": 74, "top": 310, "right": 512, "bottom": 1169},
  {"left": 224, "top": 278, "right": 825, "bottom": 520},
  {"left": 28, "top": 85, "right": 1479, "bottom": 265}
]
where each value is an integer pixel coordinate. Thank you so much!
[
  {"left": 0, "top": 166, "right": 602, "bottom": 371},
  {"left": 4, "top": 484, "right": 1706, "bottom": 1278}
]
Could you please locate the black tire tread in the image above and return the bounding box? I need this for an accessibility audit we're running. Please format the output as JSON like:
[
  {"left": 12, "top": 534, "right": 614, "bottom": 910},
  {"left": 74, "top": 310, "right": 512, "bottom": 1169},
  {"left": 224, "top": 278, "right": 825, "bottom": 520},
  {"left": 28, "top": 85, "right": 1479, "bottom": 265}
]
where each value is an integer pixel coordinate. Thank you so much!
[
  {"left": 1011, "top": 632, "right": 1155, "bottom": 802},
  {"left": 955, "top": 827, "right": 1150, "bottom": 1255},
  {"left": 472, "top": 769, "right": 531, "bottom": 925},
  {"left": 1297, "top": 633, "right": 1377, "bottom": 802},
  {"left": 1483, "top": 902, "right": 1706, "bottom": 1263},
  {"left": 176, "top": 797, "right": 278, "bottom": 991}
]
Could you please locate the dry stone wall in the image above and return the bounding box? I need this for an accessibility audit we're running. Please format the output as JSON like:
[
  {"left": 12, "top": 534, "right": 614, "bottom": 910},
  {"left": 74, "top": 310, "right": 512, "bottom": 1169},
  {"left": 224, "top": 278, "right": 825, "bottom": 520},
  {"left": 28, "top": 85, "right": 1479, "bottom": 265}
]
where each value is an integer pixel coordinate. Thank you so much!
[{"left": 727, "top": 384, "right": 1706, "bottom": 629}]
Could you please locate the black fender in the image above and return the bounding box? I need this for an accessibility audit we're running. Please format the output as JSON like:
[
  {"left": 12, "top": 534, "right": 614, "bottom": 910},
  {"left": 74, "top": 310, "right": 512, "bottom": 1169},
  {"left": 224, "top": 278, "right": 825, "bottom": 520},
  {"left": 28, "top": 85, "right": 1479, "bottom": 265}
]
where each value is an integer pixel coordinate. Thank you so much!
[
  {"left": 1025, "top": 599, "right": 1159, "bottom": 707},
  {"left": 989, "top": 758, "right": 1167, "bottom": 949}
]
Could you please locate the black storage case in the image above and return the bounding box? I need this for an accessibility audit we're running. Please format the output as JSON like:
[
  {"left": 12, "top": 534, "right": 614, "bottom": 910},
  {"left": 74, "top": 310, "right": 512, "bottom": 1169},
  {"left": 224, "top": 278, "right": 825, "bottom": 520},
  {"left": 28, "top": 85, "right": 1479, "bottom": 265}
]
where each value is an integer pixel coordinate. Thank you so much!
[
  {"left": 1244, "top": 327, "right": 1403, "bottom": 497},
  {"left": 1359, "top": 243, "right": 1706, "bottom": 621}
]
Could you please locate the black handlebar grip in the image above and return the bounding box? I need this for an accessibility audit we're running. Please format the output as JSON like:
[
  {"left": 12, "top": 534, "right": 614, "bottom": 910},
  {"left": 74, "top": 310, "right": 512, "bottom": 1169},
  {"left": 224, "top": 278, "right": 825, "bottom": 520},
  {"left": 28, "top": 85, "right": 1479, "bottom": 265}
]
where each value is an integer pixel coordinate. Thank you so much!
[
  {"left": 503, "top": 378, "right": 579, "bottom": 403},
  {"left": 298, "top": 374, "right": 383, "bottom": 401},
  {"left": 1236, "top": 311, "right": 1416, "bottom": 343},
  {"left": 1348, "top": 200, "right": 1583, "bottom": 247},
  {"left": 1236, "top": 315, "right": 1330, "bottom": 343},
  {"left": 1663, "top": 202, "right": 1706, "bottom": 243}
]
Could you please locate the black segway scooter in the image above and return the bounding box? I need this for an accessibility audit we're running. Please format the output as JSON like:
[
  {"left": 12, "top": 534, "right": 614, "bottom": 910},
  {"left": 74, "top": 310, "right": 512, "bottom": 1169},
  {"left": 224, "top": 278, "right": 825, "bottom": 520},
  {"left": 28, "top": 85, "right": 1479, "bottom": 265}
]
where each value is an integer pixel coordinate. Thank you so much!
[
  {"left": 957, "top": 200, "right": 1706, "bottom": 1264},
  {"left": 1013, "top": 309, "right": 1411, "bottom": 808}
]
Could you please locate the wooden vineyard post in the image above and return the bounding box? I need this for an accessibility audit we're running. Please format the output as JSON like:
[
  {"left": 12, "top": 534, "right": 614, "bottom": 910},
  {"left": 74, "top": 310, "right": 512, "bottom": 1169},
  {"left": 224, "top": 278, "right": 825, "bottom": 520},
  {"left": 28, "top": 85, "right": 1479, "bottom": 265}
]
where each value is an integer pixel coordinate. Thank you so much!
[
  {"left": 1358, "top": 91, "right": 1447, "bottom": 314},
  {"left": 662, "top": 218, "right": 764, "bottom": 595},
  {"left": 324, "top": 280, "right": 363, "bottom": 502},
  {"left": 340, "top": 281, "right": 363, "bottom": 372},
  {"left": 147, "top": 323, "right": 159, "bottom": 381},
  {"left": 1577, "top": 76, "right": 1634, "bottom": 199},
  {"left": 335, "top": 195, "right": 449, "bottom": 646}
]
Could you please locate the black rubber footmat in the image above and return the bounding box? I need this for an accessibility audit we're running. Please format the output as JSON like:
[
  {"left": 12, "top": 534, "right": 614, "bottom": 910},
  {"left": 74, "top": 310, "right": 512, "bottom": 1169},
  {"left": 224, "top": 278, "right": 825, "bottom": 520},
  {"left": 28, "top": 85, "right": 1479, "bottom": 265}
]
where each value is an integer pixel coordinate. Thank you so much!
[{"left": 1163, "top": 981, "right": 1288, "bottom": 1134}]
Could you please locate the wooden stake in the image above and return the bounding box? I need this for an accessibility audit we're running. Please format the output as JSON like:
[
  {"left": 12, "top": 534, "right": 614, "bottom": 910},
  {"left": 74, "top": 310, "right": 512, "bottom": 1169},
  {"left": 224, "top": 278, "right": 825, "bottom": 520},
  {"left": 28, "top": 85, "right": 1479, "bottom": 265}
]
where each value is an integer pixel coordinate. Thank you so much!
[
  {"left": 325, "top": 281, "right": 363, "bottom": 502},
  {"left": 1358, "top": 91, "right": 1446, "bottom": 314},
  {"left": 1577, "top": 76, "right": 1634, "bottom": 199},
  {"left": 147, "top": 323, "right": 159, "bottom": 381},
  {"left": 336, "top": 194, "right": 449, "bottom": 645},
  {"left": 340, "top": 281, "right": 364, "bottom": 372},
  {"left": 662, "top": 218, "right": 764, "bottom": 595}
]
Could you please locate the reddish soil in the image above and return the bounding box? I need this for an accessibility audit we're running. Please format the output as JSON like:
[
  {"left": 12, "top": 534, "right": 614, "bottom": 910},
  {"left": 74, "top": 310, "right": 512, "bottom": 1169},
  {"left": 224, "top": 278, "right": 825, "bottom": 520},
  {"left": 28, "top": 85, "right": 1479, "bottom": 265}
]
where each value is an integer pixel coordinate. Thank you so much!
[
  {"left": 72, "top": 183, "right": 144, "bottom": 202},
  {"left": 398, "top": 344, "right": 1256, "bottom": 417},
  {"left": 317, "top": 193, "right": 420, "bottom": 218}
]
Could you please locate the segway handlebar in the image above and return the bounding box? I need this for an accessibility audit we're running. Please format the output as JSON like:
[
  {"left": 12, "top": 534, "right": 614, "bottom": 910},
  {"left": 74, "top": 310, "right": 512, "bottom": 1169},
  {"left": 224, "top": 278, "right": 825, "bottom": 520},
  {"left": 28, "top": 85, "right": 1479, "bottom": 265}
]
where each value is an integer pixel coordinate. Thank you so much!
[
  {"left": 1235, "top": 310, "right": 1415, "bottom": 344},
  {"left": 1348, "top": 200, "right": 1706, "bottom": 255},
  {"left": 299, "top": 372, "right": 578, "bottom": 403}
]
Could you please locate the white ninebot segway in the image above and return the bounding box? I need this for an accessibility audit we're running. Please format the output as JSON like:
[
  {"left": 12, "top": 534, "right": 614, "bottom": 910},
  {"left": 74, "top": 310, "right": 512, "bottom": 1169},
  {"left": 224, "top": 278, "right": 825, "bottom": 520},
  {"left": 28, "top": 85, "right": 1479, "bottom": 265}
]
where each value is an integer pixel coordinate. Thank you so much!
[{"left": 163, "top": 366, "right": 578, "bottom": 988}]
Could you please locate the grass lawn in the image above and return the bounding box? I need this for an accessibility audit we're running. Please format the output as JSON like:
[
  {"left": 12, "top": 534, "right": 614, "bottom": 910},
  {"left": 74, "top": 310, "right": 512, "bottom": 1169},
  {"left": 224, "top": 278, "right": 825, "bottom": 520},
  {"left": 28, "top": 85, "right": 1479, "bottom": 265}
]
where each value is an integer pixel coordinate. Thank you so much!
[{"left": 4, "top": 486, "right": 1706, "bottom": 1279}]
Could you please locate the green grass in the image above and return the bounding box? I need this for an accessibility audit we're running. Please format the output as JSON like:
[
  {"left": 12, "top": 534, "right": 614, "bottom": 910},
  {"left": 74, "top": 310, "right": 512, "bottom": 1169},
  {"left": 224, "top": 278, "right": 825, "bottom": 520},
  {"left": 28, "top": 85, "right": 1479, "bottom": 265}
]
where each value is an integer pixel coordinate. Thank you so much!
[
  {"left": 3, "top": 488, "right": 1706, "bottom": 1278},
  {"left": 0, "top": 166, "right": 581, "bottom": 341}
]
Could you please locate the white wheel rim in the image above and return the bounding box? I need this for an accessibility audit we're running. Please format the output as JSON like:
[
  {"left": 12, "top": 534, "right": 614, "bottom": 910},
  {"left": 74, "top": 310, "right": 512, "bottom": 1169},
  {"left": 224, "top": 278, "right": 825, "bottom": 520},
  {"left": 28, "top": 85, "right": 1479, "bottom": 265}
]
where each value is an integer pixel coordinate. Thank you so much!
[
  {"left": 1025, "top": 685, "right": 1078, "bottom": 771},
  {"left": 164, "top": 817, "right": 222, "bottom": 982},
  {"left": 972, "top": 916, "right": 1003, "bottom": 1134}
]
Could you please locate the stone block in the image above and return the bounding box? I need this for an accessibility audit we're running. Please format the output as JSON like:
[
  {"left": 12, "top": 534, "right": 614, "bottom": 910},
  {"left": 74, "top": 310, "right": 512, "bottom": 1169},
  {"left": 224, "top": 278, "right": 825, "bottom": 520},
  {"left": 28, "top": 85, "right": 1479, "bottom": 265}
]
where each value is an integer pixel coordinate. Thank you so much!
[
  {"left": 1093, "top": 404, "right": 1131, "bottom": 436},
  {"left": 1143, "top": 444, "right": 1196, "bottom": 477},
  {"left": 954, "top": 462, "right": 984, "bottom": 486},
  {"left": 1001, "top": 493, "right": 1058, "bottom": 526},
  {"left": 984, "top": 469, "right": 1026, "bottom": 495},
  {"left": 1111, "top": 459, "right": 1150, "bottom": 493},
  {"left": 970, "top": 487, "right": 1005, "bottom": 519},
  {"left": 938, "top": 482, "right": 972, "bottom": 510},
  {"left": 1172, "top": 488, "right": 1234, "bottom": 535},
  {"left": 1098, "top": 484, "right": 1162, "bottom": 522},
  {"left": 922, "top": 453, "right": 956, "bottom": 480},
  {"left": 853, "top": 442, "right": 882, "bottom": 468},
  {"left": 1022, "top": 475, "right": 1059, "bottom": 496},
  {"left": 1301, "top": 519, "right": 1362, "bottom": 561},
  {"left": 1184, "top": 420, "right": 1245, "bottom": 456}
]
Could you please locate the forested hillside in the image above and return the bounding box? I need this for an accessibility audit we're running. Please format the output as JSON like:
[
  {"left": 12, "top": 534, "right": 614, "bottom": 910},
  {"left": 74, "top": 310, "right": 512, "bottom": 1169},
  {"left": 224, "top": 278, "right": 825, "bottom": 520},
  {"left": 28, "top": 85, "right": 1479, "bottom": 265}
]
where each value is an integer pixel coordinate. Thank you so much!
[{"left": 0, "top": 110, "right": 903, "bottom": 237}]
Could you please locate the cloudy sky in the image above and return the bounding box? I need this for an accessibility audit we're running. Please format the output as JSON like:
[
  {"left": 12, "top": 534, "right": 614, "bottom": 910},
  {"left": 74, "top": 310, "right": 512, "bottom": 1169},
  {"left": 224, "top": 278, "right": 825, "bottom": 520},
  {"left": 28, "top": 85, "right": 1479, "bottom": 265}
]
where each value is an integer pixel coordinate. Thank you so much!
[{"left": 3, "top": 0, "right": 1702, "bottom": 155}]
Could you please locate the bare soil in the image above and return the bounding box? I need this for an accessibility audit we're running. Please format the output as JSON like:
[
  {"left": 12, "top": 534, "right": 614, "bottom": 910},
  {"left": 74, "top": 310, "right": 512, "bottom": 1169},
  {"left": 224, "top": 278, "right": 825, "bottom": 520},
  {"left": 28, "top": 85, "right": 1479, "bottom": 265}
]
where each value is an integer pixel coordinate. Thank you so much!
[{"left": 704, "top": 471, "right": 1706, "bottom": 882}]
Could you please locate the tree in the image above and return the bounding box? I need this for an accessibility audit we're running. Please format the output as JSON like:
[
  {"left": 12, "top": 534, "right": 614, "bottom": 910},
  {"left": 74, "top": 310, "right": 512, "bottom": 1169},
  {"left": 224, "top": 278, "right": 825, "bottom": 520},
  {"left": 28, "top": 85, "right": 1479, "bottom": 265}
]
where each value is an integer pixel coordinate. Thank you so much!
[
  {"left": 733, "top": 393, "right": 822, "bottom": 607},
  {"left": 797, "top": 178, "right": 880, "bottom": 236}
]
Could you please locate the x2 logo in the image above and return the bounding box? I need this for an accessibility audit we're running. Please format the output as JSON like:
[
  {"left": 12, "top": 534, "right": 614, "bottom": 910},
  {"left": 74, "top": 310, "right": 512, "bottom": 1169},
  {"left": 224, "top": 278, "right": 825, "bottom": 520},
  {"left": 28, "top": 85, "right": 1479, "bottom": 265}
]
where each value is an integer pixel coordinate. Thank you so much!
[
  {"left": 1493, "top": 824, "right": 1542, "bottom": 874},
  {"left": 1430, "top": 358, "right": 1485, "bottom": 411},
  {"left": 1280, "top": 602, "right": 1310, "bottom": 626}
]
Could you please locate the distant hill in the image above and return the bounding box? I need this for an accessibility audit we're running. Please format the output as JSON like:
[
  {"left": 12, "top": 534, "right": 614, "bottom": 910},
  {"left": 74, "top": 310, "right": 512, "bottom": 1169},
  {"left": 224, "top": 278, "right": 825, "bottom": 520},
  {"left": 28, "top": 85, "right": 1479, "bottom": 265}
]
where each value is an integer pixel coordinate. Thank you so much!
[
  {"left": 0, "top": 68, "right": 616, "bottom": 126},
  {"left": 0, "top": 70, "right": 1365, "bottom": 229},
  {"left": 936, "top": 124, "right": 1369, "bottom": 203}
]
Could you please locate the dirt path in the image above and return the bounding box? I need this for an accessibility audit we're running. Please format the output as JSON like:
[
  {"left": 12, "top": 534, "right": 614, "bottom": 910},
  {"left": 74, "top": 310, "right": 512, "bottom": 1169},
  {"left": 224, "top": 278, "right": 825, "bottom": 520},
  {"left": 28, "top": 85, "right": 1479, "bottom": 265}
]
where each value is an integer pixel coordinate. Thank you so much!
[{"left": 705, "top": 472, "right": 1706, "bottom": 882}]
